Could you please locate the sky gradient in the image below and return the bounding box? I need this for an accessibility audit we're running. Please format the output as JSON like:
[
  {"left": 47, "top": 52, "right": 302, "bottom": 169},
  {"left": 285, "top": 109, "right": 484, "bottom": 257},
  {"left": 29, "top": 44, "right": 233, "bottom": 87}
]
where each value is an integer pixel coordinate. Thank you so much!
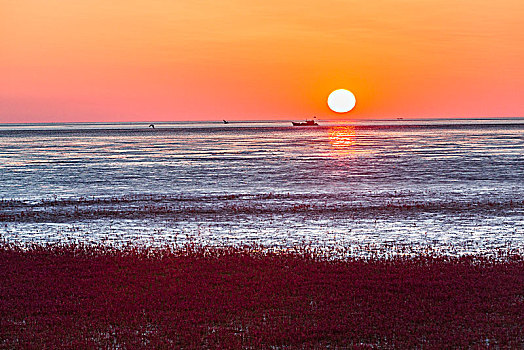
[{"left": 1, "top": 0, "right": 523, "bottom": 122}]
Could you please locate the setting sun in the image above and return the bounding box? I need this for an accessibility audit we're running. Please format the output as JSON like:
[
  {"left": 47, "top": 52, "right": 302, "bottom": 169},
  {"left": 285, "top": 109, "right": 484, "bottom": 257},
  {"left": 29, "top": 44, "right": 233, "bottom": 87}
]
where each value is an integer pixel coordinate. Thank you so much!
[{"left": 327, "top": 89, "right": 356, "bottom": 113}]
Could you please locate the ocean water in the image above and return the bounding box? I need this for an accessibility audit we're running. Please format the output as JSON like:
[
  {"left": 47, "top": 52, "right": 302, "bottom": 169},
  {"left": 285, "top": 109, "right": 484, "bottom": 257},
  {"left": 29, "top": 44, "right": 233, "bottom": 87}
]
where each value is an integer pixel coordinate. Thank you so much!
[{"left": 1, "top": 119, "right": 523, "bottom": 254}]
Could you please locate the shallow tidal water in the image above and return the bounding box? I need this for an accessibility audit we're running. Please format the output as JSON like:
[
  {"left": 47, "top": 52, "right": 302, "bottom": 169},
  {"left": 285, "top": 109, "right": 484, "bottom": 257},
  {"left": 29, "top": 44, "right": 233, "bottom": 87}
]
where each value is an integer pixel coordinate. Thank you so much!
[{"left": 1, "top": 119, "right": 523, "bottom": 254}]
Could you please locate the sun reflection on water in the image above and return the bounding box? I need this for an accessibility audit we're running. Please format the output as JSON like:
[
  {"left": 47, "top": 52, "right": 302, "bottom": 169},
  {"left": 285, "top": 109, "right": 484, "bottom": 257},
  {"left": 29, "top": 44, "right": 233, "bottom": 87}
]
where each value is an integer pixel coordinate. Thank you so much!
[{"left": 328, "top": 126, "right": 357, "bottom": 155}]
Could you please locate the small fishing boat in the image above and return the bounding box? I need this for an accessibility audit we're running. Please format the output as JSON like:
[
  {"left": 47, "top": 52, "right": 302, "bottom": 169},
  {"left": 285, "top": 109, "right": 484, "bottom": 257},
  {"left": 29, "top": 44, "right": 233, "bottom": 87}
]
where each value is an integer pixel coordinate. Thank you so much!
[{"left": 292, "top": 119, "right": 318, "bottom": 126}]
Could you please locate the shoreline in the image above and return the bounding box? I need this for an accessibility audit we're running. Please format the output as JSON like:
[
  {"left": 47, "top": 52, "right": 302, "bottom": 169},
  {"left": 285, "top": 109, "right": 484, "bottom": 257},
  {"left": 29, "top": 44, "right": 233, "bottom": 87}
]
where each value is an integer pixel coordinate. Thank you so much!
[{"left": 2, "top": 191, "right": 522, "bottom": 255}]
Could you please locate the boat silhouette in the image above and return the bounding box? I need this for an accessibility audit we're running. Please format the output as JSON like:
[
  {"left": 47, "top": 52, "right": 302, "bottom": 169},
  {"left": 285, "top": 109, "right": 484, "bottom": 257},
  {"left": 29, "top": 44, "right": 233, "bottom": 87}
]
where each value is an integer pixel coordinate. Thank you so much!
[{"left": 292, "top": 119, "right": 318, "bottom": 126}]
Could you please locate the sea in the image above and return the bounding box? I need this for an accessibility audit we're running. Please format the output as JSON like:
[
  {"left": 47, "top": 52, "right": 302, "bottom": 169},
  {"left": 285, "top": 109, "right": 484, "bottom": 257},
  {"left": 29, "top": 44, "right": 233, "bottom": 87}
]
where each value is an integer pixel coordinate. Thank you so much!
[{"left": 1, "top": 119, "right": 523, "bottom": 255}]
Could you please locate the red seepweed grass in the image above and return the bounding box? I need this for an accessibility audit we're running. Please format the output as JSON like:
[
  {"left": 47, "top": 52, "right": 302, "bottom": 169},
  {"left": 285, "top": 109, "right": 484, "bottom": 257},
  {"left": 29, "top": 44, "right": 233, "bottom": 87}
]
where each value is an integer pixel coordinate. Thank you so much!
[{"left": 0, "top": 242, "right": 522, "bottom": 348}]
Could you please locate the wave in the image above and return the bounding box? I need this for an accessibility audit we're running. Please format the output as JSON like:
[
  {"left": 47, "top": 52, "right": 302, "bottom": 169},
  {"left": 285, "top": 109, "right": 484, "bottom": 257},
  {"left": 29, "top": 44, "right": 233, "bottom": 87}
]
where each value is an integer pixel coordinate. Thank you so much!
[{"left": 1, "top": 193, "right": 522, "bottom": 223}]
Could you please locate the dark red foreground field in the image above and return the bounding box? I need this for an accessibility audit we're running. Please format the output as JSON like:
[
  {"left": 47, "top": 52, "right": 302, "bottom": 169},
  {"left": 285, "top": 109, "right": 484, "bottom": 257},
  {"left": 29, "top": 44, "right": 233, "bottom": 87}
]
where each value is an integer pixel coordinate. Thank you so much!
[{"left": 0, "top": 243, "right": 523, "bottom": 349}]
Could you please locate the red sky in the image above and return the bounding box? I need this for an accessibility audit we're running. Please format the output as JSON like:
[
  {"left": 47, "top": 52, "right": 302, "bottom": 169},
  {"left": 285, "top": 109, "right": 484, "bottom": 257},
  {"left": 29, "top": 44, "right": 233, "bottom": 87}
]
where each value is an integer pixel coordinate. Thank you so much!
[{"left": 1, "top": 0, "right": 523, "bottom": 122}]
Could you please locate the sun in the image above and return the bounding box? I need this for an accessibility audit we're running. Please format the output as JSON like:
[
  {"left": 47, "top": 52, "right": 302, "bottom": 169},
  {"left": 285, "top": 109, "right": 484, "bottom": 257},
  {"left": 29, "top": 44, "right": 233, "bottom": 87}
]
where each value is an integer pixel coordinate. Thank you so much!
[{"left": 327, "top": 89, "right": 356, "bottom": 113}]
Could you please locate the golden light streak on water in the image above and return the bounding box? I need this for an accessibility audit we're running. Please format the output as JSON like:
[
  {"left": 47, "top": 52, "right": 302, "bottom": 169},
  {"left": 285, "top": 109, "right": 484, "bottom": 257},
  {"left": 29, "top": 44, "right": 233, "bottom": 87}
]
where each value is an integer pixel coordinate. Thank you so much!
[{"left": 328, "top": 125, "right": 357, "bottom": 155}]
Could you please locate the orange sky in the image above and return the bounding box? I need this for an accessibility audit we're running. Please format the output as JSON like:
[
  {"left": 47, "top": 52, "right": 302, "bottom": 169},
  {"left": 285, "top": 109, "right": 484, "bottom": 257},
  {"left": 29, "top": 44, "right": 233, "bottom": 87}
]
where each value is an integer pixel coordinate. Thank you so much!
[{"left": 1, "top": 0, "right": 523, "bottom": 122}]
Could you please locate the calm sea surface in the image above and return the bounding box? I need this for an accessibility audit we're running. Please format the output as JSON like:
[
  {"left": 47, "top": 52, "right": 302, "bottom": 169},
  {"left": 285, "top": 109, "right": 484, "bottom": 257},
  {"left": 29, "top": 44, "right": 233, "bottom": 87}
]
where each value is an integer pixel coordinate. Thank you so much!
[{"left": 1, "top": 119, "right": 523, "bottom": 253}]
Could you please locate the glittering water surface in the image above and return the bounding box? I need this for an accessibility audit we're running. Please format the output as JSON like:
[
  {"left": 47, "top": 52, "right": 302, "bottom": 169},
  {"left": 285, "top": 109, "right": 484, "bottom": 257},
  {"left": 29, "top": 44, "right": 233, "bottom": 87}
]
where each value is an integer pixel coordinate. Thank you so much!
[{"left": 1, "top": 119, "right": 523, "bottom": 253}]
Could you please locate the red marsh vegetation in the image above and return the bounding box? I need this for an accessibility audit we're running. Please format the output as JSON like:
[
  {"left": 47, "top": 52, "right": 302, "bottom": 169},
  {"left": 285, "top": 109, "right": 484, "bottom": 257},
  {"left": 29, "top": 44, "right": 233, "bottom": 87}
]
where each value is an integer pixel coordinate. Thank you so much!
[{"left": 0, "top": 243, "right": 522, "bottom": 348}]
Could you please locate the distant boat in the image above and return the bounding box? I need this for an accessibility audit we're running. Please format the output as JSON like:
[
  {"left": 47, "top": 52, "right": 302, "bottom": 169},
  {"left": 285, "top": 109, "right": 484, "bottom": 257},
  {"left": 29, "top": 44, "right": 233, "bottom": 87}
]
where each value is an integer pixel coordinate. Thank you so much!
[
  {"left": 149, "top": 124, "right": 155, "bottom": 128},
  {"left": 223, "top": 120, "right": 229, "bottom": 124},
  {"left": 292, "top": 119, "right": 318, "bottom": 126}
]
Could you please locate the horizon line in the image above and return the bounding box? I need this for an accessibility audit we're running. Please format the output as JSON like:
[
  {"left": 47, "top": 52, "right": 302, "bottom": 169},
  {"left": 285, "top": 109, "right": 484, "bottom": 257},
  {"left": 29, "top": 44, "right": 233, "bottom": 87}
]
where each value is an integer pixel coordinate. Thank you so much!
[{"left": 1, "top": 116, "right": 523, "bottom": 125}]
